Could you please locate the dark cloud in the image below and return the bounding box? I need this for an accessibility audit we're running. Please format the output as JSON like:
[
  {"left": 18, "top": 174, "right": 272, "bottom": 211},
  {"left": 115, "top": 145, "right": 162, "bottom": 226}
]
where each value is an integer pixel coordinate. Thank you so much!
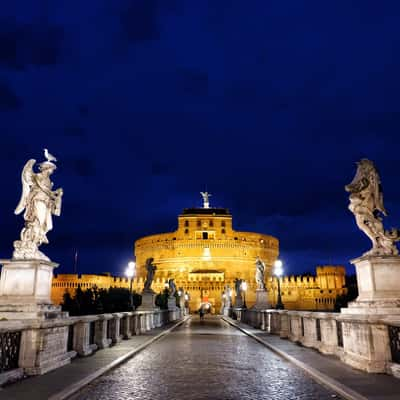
[
  {"left": 120, "top": 0, "right": 160, "bottom": 43},
  {"left": 179, "top": 69, "right": 209, "bottom": 97},
  {"left": 0, "top": 18, "right": 64, "bottom": 69},
  {"left": 72, "top": 158, "right": 96, "bottom": 178},
  {"left": 64, "top": 125, "right": 86, "bottom": 138},
  {"left": 0, "top": 82, "right": 22, "bottom": 111}
]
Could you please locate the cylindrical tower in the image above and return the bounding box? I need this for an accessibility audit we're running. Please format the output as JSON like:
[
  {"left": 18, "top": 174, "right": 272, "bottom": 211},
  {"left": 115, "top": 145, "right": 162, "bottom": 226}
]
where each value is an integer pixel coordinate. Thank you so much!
[{"left": 134, "top": 206, "right": 279, "bottom": 312}]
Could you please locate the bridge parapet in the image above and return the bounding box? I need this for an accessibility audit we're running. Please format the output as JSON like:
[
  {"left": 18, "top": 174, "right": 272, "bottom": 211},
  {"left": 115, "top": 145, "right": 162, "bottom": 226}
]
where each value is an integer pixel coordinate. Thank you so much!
[
  {"left": 0, "top": 308, "right": 184, "bottom": 386},
  {"left": 240, "top": 308, "right": 400, "bottom": 379}
]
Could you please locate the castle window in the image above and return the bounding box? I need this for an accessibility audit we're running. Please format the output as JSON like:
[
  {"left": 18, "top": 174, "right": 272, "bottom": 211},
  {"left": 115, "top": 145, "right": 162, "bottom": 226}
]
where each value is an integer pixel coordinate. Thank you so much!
[
  {"left": 234, "top": 237, "right": 238, "bottom": 240},
  {"left": 221, "top": 221, "right": 226, "bottom": 227},
  {"left": 202, "top": 232, "right": 208, "bottom": 240},
  {"left": 197, "top": 220, "right": 201, "bottom": 227},
  {"left": 221, "top": 229, "right": 226, "bottom": 234},
  {"left": 209, "top": 220, "right": 214, "bottom": 227},
  {"left": 184, "top": 229, "right": 189, "bottom": 234},
  {"left": 184, "top": 220, "right": 189, "bottom": 227}
]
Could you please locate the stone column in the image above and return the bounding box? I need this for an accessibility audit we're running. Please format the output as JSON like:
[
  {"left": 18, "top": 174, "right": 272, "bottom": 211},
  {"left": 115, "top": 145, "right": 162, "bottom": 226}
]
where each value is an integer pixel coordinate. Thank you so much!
[
  {"left": 319, "top": 313, "right": 341, "bottom": 355},
  {"left": 18, "top": 319, "right": 76, "bottom": 375},
  {"left": 94, "top": 314, "right": 112, "bottom": 349},
  {"left": 110, "top": 313, "right": 123, "bottom": 344},
  {"left": 121, "top": 312, "right": 132, "bottom": 340},
  {"left": 279, "top": 310, "right": 289, "bottom": 338},
  {"left": 269, "top": 311, "right": 281, "bottom": 334},
  {"left": 288, "top": 312, "right": 302, "bottom": 342},
  {"left": 301, "top": 313, "right": 318, "bottom": 348},
  {"left": 73, "top": 316, "right": 98, "bottom": 356},
  {"left": 339, "top": 314, "right": 392, "bottom": 373}
]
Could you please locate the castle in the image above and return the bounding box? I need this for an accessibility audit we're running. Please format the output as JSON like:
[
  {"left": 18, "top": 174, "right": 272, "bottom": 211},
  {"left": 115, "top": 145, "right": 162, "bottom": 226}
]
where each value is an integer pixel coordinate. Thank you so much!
[{"left": 52, "top": 195, "right": 347, "bottom": 311}]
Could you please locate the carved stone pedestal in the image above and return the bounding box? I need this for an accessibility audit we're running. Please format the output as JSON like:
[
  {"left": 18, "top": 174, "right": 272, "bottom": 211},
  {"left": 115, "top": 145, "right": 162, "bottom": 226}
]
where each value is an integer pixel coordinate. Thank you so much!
[
  {"left": 167, "top": 296, "right": 177, "bottom": 311},
  {"left": 342, "top": 255, "right": 400, "bottom": 315},
  {"left": 138, "top": 290, "right": 158, "bottom": 311},
  {"left": 252, "top": 289, "right": 270, "bottom": 310},
  {"left": 0, "top": 259, "right": 66, "bottom": 320}
]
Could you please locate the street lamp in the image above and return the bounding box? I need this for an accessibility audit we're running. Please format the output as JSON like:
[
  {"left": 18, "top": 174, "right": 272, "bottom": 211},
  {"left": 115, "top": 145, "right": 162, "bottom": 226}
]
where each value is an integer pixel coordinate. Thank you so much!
[
  {"left": 241, "top": 281, "right": 247, "bottom": 308},
  {"left": 274, "top": 259, "right": 284, "bottom": 309},
  {"left": 125, "top": 261, "right": 136, "bottom": 310}
]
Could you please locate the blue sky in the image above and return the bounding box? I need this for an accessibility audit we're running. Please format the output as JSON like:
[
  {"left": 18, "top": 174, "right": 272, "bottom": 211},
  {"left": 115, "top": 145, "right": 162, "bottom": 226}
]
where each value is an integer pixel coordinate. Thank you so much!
[{"left": 1, "top": 1, "right": 400, "bottom": 276}]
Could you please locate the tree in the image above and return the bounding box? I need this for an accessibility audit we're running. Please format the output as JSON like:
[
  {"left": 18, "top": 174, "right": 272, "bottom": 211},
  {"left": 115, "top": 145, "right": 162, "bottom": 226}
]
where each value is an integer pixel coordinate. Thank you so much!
[
  {"left": 334, "top": 274, "right": 358, "bottom": 312},
  {"left": 61, "top": 286, "right": 142, "bottom": 316}
]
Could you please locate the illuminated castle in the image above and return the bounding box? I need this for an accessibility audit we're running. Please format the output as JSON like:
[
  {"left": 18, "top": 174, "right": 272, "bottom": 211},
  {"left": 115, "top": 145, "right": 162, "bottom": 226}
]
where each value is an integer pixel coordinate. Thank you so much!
[
  {"left": 134, "top": 193, "right": 279, "bottom": 311},
  {"left": 51, "top": 194, "right": 347, "bottom": 311}
]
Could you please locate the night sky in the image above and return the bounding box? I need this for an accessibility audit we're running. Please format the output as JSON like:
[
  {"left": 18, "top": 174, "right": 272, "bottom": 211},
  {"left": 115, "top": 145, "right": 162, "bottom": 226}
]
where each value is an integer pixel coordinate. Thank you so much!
[{"left": 1, "top": 1, "right": 400, "bottom": 277}]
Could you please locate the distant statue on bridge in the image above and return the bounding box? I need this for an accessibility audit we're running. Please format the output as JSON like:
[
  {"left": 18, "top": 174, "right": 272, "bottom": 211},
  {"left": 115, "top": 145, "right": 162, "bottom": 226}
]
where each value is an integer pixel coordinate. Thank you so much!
[
  {"left": 234, "top": 278, "right": 243, "bottom": 296},
  {"left": 345, "top": 159, "right": 400, "bottom": 256},
  {"left": 168, "top": 278, "right": 176, "bottom": 297},
  {"left": 255, "top": 256, "right": 266, "bottom": 290},
  {"left": 143, "top": 258, "right": 157, "bottom": 291}
]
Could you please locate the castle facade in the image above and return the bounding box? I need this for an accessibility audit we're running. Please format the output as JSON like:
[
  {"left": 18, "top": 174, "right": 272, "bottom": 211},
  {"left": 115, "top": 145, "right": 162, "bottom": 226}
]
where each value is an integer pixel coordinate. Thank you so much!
[{"left": 52, "top": 199, "right": 347, "bottom": 311}]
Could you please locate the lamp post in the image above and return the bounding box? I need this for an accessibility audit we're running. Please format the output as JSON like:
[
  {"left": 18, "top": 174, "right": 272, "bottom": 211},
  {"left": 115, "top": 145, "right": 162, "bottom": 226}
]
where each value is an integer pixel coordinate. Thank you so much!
[
  {"left": 125, "top": 261, "right": 136, "bottom": 310},
  {"left": 274, "top": 259, "right": 284, "bottom": 309},
  {"left": 241, "top": 281, "right": 247, "bottom": 308}
]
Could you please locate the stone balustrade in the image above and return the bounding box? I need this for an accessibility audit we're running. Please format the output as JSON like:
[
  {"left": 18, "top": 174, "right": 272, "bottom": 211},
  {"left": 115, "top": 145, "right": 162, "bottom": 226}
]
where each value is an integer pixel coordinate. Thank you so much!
[
  {"left": 240, "top": 308, "right": 400, "bottom": 379},
  {"left": 0, "top": 308, "right": 184, "bottom": 386}
]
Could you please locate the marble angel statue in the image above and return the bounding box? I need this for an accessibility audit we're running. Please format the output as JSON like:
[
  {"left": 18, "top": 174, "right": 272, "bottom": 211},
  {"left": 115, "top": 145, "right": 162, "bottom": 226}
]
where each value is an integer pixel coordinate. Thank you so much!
[
  {"left": 13, "top": 150, "right": 63, "bottom": 261},
  {"left": 255, "top": 256, "right": 266, "bottom": 290},
  {"left": 345, "top": 159, "right": 400, "bottom": 256}
]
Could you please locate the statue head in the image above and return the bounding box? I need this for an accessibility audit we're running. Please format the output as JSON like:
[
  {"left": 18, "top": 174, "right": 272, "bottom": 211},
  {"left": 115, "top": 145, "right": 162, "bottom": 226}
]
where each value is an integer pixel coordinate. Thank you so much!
[{"left": 39, "top": 161, "right": 57, "bottom": 174}]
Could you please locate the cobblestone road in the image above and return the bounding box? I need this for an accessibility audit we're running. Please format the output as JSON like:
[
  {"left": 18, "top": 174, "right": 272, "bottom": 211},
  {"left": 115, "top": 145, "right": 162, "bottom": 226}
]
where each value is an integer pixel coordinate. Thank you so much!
[{"left": 71, "top": 316, "right": 342, "bottom": 400}]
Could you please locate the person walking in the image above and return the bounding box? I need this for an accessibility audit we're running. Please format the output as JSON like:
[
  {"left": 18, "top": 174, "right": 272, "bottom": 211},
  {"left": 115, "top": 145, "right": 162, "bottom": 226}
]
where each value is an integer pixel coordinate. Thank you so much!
[{"left": 199, "top": 307, "right": 205, "bottom": 321}]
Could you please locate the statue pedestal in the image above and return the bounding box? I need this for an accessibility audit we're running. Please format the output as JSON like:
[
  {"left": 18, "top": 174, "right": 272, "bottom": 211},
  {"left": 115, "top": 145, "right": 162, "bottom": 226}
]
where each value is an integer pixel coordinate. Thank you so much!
[
  {"left": 167, "top": 296, "right": 177, "bottom": 310},
  {"left": 138, "top": 290, "right": 158, "bottom": 311},
  {"left": 252, "top": 289, "right": 270, "bottom": 310},
  {"left": 234, "top": 295, "right": 244, "bottom": 308},
  {"left": 0, "top": 259, "right": 66, "bottom": 320},
  {"left": 342, "top": 255, "right": 400, "bottom": 315}
]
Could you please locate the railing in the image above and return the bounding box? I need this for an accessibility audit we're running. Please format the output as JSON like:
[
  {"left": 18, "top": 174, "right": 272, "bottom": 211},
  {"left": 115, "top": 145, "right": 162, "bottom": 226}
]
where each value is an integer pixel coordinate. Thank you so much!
[
  {"left": 237, "top": 308, "right": 400, "bottom": 377},
  {"left": 0, "top": 331, "right": 21, "bottom": 373},
  {"left": 388, "top": 325, "right": 400, "bottom": 364},
  {"left": 0, "top": 308, "right": 184, "bottom": 385}
]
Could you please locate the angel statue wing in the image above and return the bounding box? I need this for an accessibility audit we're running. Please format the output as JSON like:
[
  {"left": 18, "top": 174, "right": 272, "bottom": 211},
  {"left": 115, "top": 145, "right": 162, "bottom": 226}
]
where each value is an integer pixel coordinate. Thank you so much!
[{"left": 14, "top": 159, "right": 36, "bottom": 215}]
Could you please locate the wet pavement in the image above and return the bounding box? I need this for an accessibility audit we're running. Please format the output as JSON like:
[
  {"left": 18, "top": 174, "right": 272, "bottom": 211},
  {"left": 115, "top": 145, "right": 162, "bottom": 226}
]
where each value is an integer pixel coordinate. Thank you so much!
[{"left": 71, "top": 316, "right": 341, "bottom": 400}]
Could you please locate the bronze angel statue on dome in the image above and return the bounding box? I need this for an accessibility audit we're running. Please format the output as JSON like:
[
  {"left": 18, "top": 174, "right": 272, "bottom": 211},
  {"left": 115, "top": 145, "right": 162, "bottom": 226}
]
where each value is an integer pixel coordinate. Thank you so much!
[
  {"left": 13, "top": 150, "right": 63, "bottom": 261},
  {"left": 345, "top": 159, "right": 399, "bottom": 256}
]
